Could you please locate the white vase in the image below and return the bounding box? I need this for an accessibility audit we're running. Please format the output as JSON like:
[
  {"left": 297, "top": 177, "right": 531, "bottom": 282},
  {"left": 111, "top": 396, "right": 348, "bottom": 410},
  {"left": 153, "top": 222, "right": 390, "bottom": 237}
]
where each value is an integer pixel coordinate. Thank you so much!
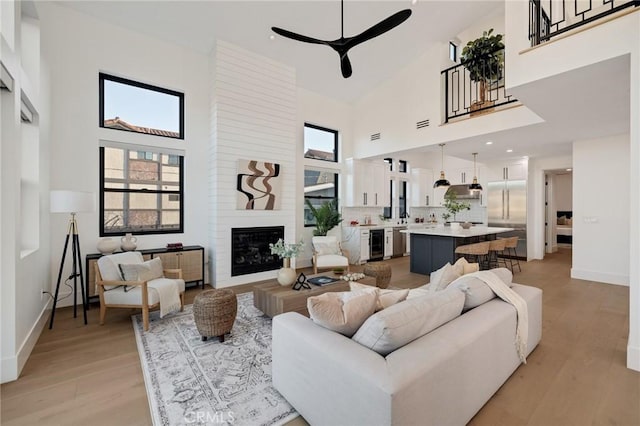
[
  {"left": 97, "top": 237, "right": 119, "bottom": 254},
  {"left": 450, "top": 222, "right": 461, "bottom": 231},
  {"left": 277, "top": 258, "right": 296, "bottom": 286},
  {"left": 121, "top": 233, "right": 137, "bottom": 251}
]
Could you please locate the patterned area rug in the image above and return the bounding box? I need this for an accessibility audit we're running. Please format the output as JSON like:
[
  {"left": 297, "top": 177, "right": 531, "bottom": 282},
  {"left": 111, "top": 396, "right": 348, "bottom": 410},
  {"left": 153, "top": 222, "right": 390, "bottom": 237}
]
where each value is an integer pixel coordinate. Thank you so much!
[{"left": 132, "top": 293, "right": 298, "bottom": 426}]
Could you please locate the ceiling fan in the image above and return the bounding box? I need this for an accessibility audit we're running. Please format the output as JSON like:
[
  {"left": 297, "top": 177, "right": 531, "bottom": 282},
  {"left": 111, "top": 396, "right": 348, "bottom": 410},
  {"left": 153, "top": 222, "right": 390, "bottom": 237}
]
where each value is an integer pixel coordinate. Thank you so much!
[{"left": 271, "top": 1, "right": 412, "bottom": 78}]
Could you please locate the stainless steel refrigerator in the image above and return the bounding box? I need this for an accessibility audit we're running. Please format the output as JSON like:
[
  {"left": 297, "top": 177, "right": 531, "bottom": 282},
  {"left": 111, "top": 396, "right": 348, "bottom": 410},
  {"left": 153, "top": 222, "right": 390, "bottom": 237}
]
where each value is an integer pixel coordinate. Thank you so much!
[{"left": 487, "top": 180, "right": 527, "bottom": 258}]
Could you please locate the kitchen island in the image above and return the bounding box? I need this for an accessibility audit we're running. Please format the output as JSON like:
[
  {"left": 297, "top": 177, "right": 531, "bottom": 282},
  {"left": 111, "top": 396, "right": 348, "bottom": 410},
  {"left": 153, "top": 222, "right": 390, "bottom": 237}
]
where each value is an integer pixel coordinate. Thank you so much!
[{"left": 403, "top": 226, "right": 514, "bottom": 275}]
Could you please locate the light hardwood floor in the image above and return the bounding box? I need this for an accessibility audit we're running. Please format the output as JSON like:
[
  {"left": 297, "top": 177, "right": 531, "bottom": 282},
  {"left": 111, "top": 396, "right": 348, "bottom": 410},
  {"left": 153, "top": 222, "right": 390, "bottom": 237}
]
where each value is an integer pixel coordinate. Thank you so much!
[{"left": 1, "top": 249, "right": 638, "bottom": 425}]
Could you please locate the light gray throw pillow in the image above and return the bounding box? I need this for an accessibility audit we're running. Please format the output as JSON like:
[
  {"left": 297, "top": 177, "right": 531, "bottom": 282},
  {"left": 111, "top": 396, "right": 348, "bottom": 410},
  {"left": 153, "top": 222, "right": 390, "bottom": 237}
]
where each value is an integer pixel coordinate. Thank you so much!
[{"left": 448, "top": 268, "right": 513, "bottom": 311}]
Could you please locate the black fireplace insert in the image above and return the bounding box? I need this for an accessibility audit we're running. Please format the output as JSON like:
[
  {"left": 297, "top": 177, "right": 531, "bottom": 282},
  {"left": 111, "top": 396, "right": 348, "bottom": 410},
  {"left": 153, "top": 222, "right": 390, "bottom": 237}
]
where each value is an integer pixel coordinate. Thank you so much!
[{"left": 231, "top": 226, "right": 284, "bottom": 276}]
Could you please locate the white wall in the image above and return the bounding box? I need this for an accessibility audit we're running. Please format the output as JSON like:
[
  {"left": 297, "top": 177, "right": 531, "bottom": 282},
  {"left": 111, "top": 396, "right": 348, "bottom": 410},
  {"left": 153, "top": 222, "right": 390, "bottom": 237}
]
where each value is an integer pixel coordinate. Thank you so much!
[
  {"left": 210, "top": 41, "right": 297, "bottom": 287},
  {"left": 296, "top": 88, "right": 353, "bottom": 267},
  {"left": 40, "top": 2, "right": 211, "bottom": 305},
  {"left": 1, "top": 0, "right": 52, "bottom": 383},
  {"left": 554, "top": 173, "right": 573, "bottom": 211},
  {"left": 572, "top": 134, "right": 629, "bottom": 285}
]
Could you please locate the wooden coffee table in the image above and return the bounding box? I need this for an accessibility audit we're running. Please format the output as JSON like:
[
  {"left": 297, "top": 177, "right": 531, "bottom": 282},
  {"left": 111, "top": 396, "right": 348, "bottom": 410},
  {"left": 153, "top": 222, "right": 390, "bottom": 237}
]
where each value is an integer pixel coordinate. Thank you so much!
[{"left": 253, "top": 274, "right": 376, "bottom": 318}]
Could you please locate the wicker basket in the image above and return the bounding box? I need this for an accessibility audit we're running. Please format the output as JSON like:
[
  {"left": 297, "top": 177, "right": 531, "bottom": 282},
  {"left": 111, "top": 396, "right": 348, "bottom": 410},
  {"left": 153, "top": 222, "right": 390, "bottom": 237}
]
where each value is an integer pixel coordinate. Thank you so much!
[
  {"left": 363, "top": 262, "right": 392, "bottom": 289},
  {"left": 193, "top": 289, "right": 237, "bottom": 342}
]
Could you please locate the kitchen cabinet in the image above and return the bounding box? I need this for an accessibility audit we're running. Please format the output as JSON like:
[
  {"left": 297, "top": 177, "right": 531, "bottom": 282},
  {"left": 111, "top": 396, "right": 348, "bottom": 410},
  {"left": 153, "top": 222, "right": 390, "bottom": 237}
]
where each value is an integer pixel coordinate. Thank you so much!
[
  {"left": 450, "top": 167, "right": 474, "bottom": 185},
  {"left": 488, "top": 161, "right": 528, "bottom": 182},
  {"left": 410, "top": 168, "right": 433, "bottom": 207},
  {"left": 345, "top": 158, "right": 390, "bottom": 207},
  {"left": 359, "top": 229, "right": 370, "bottom": 263},
  {"left": 384, "top": 228, "right": 393, "bottom": 259},
  {"left": 432, "top": 186, "right": 448, "bottom": 207}
]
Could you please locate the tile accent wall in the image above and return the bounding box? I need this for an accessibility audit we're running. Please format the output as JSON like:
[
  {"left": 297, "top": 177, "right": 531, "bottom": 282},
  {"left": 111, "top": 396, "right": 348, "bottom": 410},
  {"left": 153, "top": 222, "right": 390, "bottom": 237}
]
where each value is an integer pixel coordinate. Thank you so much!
[
  {"left": 210, "top": 40, "right": 297, "bottom": 287},
  {"left": 341, "top": 207, "right": 385, "bottom": 226}
]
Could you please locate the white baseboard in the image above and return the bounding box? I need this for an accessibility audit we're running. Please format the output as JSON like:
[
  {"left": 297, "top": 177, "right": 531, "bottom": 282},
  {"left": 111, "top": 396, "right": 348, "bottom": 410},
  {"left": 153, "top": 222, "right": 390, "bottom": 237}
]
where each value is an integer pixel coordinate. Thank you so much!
[
  {"left": 628, "top": 344, "right": 640, "bottom": 372},
  {"left": 2, "top": 301, "right": 51, "bottom": 383},
  {"left": 570, "top": 268, "right": 629, "bottom": 286}
]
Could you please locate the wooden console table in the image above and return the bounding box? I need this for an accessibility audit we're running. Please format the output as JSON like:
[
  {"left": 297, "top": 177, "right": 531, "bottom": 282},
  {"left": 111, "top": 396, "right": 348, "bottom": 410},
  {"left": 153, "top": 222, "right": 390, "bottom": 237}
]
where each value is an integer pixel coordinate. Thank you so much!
[
  {"left": 253, "top": 274, "right": 376, "bottom": 318},
  {"left": 85, "top": 245, "right": 205, "bottom": 303}
]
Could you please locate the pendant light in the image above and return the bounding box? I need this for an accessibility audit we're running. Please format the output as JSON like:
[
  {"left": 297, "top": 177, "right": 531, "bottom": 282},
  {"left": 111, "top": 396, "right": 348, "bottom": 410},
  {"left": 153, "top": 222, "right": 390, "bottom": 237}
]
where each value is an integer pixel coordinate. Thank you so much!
[
  {"left": 434, "top": 143, "right": 450, "bottom": 188},
  {"left": 469, "top": 152, "right": 483, "bottom": 192}
]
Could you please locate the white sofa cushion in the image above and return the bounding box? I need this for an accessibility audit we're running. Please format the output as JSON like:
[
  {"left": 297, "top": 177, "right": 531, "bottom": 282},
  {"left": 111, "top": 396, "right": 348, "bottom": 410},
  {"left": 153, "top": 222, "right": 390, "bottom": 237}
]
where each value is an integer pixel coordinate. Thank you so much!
[
  {"left": 103, "top": 278, "right": 185, "bottom": 306},
  {"left": 315, "top": 254, "right": 349, "bottom": 268},
  {"left": 349, "top": 282, "right": 409, "bottom": 311},
  {"left": 352, "top": 288, "right": 465, "bottom": 356},
  {"left": 448, "top": 268, "right": 514, "bottom": 310},
  {"left": 307, "top": 288, "right": 378, "bottom": 337}
]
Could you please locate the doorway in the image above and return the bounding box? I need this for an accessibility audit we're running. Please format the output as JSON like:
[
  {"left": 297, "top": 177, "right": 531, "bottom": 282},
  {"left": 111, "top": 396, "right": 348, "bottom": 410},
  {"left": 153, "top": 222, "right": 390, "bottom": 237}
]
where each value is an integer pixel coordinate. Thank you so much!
[{"left": 544, "top": 169, "right": 573, "bottom": 260}]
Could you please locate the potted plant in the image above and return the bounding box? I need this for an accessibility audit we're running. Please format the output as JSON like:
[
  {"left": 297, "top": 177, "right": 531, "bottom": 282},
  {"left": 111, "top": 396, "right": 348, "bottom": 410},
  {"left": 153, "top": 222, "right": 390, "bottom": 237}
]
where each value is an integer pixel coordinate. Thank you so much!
[
  {"left": 441, "top": 191, "right": 470, "bottom": 224},
  {"left": 269, "top": 238, "right": 304, "bottom": 286},
  {"left": 305, "top": 199, "right": 343, "bottom": 236},
  {"left": 460, "top": 28, "right": 504, "bottom": 114}
]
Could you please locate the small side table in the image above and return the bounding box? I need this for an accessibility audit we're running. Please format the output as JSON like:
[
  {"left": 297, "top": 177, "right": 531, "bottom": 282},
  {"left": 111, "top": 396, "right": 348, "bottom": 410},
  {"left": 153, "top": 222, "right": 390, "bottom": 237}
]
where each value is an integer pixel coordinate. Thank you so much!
[{"left": 193, "top": 289, "right": 237, "bottom": 342}]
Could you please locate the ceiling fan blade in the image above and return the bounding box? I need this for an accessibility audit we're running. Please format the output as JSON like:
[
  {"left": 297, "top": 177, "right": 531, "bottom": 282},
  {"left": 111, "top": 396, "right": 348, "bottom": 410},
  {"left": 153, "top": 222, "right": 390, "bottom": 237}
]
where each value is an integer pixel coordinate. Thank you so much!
[
  {"left": 346, "top": 9, "right": 412, "bottom": 50},
  {"left": 340, "top": 53, "right": 353, "bottom": 78},
  {"left": 271, "top": 27, "right": 327, "bottom": 45}
]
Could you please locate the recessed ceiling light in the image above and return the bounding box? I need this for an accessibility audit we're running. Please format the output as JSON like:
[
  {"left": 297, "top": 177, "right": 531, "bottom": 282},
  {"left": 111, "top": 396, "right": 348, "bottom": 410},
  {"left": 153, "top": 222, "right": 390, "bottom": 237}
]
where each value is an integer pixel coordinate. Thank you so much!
[
  {"left": 566, "top": 168, "right": 572, "bottom": 171},
  {"left": 486, "top": 141, "right": 493, "bottom": 145},
  {"left": 411, "top": 0, "right": 418, "bottom": 5},
  {"left": 506, "top": 149, "right": 513, "bottom": 153},
  {"left": 269, "top": 35, "right": 275, "bottom": 41}
]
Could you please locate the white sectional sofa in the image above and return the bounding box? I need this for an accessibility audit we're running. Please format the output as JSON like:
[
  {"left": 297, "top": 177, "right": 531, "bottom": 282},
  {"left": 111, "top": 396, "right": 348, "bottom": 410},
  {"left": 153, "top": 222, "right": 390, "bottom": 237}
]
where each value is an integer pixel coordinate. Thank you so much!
[{"left": 272, "top": 283, "right": 542, "bottom": 426}]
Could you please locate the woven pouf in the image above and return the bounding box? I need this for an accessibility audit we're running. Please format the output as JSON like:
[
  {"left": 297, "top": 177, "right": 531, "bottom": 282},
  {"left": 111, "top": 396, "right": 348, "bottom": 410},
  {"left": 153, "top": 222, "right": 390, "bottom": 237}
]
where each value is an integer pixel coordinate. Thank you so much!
[
  {"left": 193, "top": 289, "right": 237, "bottom": 342},
  {"left": 363, "top": 262, "right": 392, "bottom": 289}
]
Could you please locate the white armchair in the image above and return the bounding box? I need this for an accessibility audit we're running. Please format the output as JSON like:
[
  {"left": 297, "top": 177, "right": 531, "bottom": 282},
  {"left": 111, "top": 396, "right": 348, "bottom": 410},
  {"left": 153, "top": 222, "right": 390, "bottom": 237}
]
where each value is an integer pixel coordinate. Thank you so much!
[
  {"left": 311, "top": 236, "right": 350, "bottom": 274},
  {"left": 95, "top": 251, "right": 185, "bottom": 331}
]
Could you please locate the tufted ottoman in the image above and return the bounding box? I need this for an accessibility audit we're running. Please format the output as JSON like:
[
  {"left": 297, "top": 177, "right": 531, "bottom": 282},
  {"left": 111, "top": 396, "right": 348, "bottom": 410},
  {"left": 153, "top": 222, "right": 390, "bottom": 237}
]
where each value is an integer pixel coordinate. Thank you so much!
[
  {"left": 193, "top": 289, "right": 237, "bottom": 342},
  {"left": 363, "top": 262, "right": 392, "bottom": 289}
]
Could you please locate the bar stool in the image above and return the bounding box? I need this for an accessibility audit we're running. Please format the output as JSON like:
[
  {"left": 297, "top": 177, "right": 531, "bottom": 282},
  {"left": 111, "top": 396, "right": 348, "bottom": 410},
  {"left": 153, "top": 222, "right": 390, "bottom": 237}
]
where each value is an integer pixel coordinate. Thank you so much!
[
  {"left": 455, "top": 241, "right": 491, "bottom": 270},
  {"left": 501, "top": 236, "right": 521, "bottom": 272},
  {"left": 488, "top": 239, "right": 507, "bottom": 269}
]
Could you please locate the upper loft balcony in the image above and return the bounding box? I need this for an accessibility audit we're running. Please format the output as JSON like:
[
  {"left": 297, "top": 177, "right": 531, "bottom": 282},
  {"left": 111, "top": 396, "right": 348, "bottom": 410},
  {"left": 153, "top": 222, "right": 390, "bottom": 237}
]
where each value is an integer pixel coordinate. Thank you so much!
[{"left": 529, "top": 0, "right": 639, "bottom": 46}]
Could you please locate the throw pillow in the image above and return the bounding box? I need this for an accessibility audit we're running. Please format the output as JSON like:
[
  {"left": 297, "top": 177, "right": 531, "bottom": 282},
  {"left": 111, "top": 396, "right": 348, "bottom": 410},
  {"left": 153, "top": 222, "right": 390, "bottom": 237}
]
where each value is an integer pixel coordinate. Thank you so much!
[
  {"left": 307, "top": 288, "right": 378, "bottom": 337},
  {"left": 352, "top": 288, "right": 465, "bottom": 356},
  {"left": 452, "top": 257, "right": 480, "bottom": 276},
  {"left": 406, "top": 284, "right": 431, "bottom": 299},
  {"left": 313, "top": 241, "right": 340, "bottom": 256},
  {"left": 349, "top": 282, "right": 409, "bottom": 311},
  {"left": 429, "top": 263, "right": 461, "bottom": 292},
  {"left": 557, "top": 216, "right": 567, "bottom": 225},
  {"left": 448, "top": 268, "right": 514, "bottom": 311},
  {"left": 118, "top": 258, "right": 164, "bottom": 282}
]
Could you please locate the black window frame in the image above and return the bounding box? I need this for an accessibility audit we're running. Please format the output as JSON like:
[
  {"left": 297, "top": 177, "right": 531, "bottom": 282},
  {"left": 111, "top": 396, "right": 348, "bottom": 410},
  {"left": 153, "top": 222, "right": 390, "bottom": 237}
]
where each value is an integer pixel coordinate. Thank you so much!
[
  {"left": 384, "top": 157, "right": 393, "bottom": 171},
  {"left": 449, "top": 41, "right": 458, "bottom": 63},
  {"left": 399, "top": 160, "right": 408, "bottom": 173},
  {"left": 303, "top": 168, "right": 339, "bottom": 227},
  {"left": 399, "top": 180, "right": 408, "bottom": 219},
  {"left": 99, "top": 146, "right": 185, "bottom": 236},
  {"left": 383, "top": 180, "right": 393, "bottom": 219},
  {"left": 99, "top": 72, "right": 185, "bottom": 140},
  {"left": 303, "top": 123, "right": 339, "bottom": 163}
]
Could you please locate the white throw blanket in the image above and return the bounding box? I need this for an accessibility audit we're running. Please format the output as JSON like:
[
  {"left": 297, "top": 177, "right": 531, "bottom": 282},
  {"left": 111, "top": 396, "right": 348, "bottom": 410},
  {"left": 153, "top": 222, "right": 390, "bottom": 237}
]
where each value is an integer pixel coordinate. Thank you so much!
[
  {"left": 468, "top": 270, "right": 529, "bottom": 363},
  {"left": 148, "top": 279, "right": 181, "bottom": 318}
]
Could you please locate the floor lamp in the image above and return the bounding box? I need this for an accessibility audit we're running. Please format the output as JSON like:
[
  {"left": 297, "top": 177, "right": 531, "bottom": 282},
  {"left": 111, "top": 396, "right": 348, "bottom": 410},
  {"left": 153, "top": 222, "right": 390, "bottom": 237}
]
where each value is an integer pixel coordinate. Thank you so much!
[{"left": 49, "top": 190, "right": 95, "bottom": 329}]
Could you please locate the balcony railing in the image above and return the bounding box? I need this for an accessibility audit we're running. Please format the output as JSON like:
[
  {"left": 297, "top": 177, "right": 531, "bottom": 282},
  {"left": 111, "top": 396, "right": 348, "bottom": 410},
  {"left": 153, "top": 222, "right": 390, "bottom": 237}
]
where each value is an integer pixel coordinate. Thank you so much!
[
  {"left": 441, "top": 49, "right": 517, "bottom": 123},
  {"left": 530, "top": 0, "right": 639, "bottom": 46}
]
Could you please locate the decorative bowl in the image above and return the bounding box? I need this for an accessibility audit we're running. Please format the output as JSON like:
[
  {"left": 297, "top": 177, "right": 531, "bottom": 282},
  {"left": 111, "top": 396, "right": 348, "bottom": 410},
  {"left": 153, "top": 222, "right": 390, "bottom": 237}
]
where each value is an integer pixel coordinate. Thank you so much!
[
  {"left": 461, "top": 222, "right": 472, "bottom": 229},
  {"left": 332, "top": 268, "right": 345, "bottom": 275}
]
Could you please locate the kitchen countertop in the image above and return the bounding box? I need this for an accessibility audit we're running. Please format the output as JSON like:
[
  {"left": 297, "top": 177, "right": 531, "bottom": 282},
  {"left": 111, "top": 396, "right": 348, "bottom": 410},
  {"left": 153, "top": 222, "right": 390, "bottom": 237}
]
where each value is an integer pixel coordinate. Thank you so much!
[
  {"left": 343, "top": 224, "right": 409, "bottom": 230},
  {"left": 401, "top": 226, "right": 514, "bottom": 238}
]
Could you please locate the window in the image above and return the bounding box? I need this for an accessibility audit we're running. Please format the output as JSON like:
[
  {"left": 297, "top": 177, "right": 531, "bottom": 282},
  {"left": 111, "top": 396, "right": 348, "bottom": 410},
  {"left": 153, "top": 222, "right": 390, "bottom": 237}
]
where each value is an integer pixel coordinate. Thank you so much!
[
  {"left": 100, "top": 145, "right": 184, "bottom": 236},
  {"left": 383, "top": 180, "right": 393, "bottom": 219},
  {"left": 399, "top": 180, "right": 407, "bottom": 219},
  {"left": 399, "top": 160, "right": 408, "bottom": 173},
  {"left": 304, "top": 168, "right": 338, "bottom": 226},
  {"left": 99, "top": 73, "right": 185, "bottom": 139},
  {"left": 384, "top": 157, "right": 393, "bottom": 171},
  {"left": 304, "top": 123, "right": 338, "bottom": 162},
  {"left": 449, "top": 41, "right": 458, "bottom": 62}
]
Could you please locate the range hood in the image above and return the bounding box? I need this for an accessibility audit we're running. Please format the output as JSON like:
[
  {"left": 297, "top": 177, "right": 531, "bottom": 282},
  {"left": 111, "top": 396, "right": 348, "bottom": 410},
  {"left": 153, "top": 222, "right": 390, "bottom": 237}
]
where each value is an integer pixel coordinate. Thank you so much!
[{"left": 445, "top": 184, "right": 480, "bottom": 200}]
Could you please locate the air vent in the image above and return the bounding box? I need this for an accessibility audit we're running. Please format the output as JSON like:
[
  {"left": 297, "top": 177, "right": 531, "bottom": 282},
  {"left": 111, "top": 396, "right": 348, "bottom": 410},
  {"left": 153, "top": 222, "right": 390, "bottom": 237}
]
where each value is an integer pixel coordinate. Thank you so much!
[
  {"left": 416, "top": 119, "right": 430, "bottom": 129},
  {"left": 370, "top": 133, "right": 381, "bottom": 141}
]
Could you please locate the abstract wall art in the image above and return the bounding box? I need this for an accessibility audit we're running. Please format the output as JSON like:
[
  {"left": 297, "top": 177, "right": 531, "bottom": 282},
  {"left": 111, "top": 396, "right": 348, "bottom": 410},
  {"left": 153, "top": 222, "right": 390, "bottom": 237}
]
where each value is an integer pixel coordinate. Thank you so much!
[{"left": 236, "top": 160, "right": 282, "bottom": 210}]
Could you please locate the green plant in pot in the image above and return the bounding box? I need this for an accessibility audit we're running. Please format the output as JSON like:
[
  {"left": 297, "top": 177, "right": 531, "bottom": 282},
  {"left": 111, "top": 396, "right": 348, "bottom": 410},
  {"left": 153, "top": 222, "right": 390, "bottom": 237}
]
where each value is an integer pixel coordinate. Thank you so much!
[
  {"left": 305, "top": 199, "right": 343, "bottom": 236},
  {"left": 442, "top": 191, "right": 470, "bottom": 223},
  {"left": 460, "top": 28, "right": 504, "bottom": 111}
]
